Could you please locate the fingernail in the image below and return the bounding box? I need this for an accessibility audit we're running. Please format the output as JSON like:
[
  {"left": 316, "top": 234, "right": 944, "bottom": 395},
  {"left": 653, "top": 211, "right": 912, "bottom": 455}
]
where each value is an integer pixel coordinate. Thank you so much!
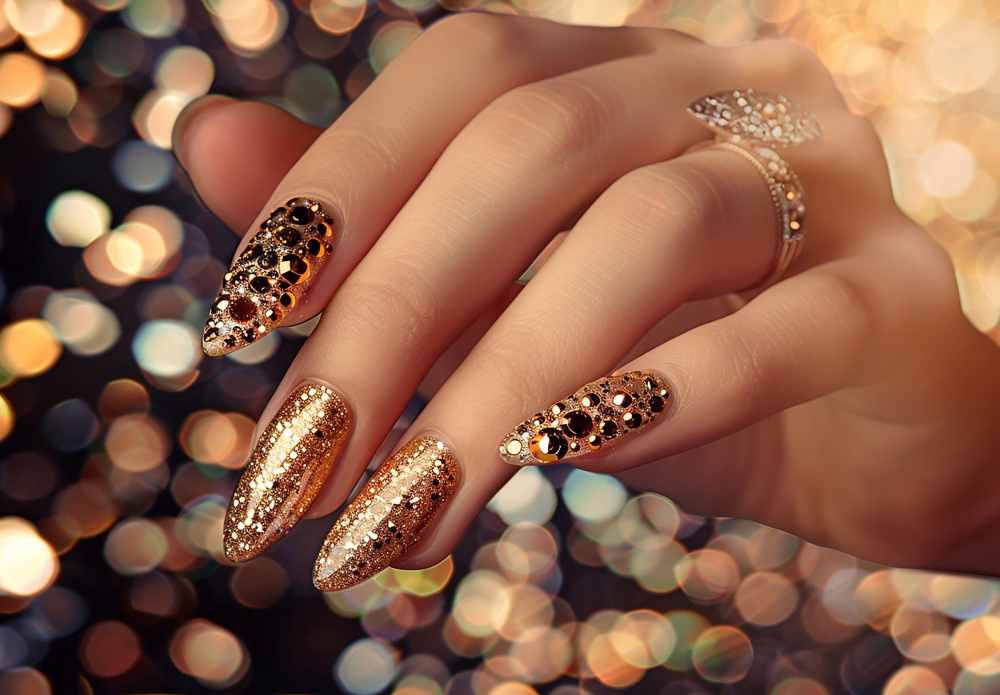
[
  {"left": 313, "top": 435, "right": 460, "bottom": 591},
  {"left": 224, "top": 381, "right": 351, "bottom": 562},
  {"left": 203, "top": 198, "right": 336, "bottom": 357},
  {"left": 498, "top": 370, "right": 672, "bottom": 466}
]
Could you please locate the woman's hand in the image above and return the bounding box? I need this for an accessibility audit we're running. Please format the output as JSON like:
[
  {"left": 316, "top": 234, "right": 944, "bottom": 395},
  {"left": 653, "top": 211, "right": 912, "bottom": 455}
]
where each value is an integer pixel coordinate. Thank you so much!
[{"left": 172, "top": 13, "right": 1000, "bottom": 589}]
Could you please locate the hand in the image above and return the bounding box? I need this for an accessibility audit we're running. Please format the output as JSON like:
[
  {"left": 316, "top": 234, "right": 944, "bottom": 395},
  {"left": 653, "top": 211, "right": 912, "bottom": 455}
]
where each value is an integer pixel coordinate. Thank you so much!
[{"left": 172, "top": 13, "right": 1000, "bottom": 589}]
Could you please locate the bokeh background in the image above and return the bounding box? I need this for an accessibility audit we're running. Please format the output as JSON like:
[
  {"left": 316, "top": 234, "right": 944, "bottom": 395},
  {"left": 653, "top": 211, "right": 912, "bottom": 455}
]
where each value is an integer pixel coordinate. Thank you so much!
[{"left": 2, "top": 0, "right": 1000, "bottom": 693}]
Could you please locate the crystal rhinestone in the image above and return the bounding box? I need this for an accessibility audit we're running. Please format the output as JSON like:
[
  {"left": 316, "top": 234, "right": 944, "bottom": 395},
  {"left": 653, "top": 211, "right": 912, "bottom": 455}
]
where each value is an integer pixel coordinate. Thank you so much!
[
  {"left": 528, "top": 428, "right": 568, "bottom": 462},
  {"left": 599, "top": 420, "right": 618, "bottom": 438},
  {"left": 504, "top": 439, "right": 522, "bottom": 456},
  {"left": 279, "top": 292, "right": 296, "bottom": 309},
  {"left": 289, "top": 205, "right": 313, "bottom": 226},
  {"left": 279, "top": 254, "right": 310, "bottom": 285},
  {"left": 275, "top": 227, "right": 301, "bottom": 247},
  {"left": 228, "top": 297, "right": 256, "bottom": 322},
  {"left": 649, "top": 395, "right": 665, "bottom": 413},
  {"left": 562, "top": 411, "right": 592, "bottom": 437},
  {"left": 211, "top": 295, "right": 230, "bottom": 314},
  {"left": 580, "top": 393, "right": 600, "bottom": 408},
  {"left": 249, "top": 276, "right": 271, "bottom": 293},
  {"left": 551, "top": 402, "right": 565, "bottom": 416},
  {"left": 587, "top": 435, "right": 602, "bottom": 450},
  {"left": 306, "top": 238, "right": 325, "bottom": 257},
  {"left": 623, "top": 412, "right": 642, "bottom": 429},
  {"left": 611, "top": 391, "right": 632, "bottom": 408},
  {"left": 258, "top": 251, "right": 278, "bottom": 269}
]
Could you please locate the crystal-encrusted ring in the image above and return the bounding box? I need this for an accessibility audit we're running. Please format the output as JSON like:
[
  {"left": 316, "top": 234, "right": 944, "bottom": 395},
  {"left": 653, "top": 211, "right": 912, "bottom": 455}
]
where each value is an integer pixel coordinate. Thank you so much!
[{"left": 686, "top": 88, "right": 819, "bottom": 292}]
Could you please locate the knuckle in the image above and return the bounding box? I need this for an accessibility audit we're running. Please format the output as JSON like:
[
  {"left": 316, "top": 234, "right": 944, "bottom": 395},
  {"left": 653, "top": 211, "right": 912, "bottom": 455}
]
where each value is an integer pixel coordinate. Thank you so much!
[
  {"left": 471, "top": 327, "right": 558, "bottom": 419},
  {"left": 334, "top": 261, "right": 442, "bottom": 351},
  {"left": 473, "top": 77, "right": 623, "bottom": 164},
  {"left": 598, "top": 161, "right": 738, "bottom": 246},
  {"left": 419, "top": 12, "right": 520, "bottom": 59}
]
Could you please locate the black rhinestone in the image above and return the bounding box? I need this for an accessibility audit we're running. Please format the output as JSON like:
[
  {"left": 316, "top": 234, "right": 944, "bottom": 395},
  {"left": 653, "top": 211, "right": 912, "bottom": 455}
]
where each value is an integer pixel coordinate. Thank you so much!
[
  {"left": 599, "top": 420, "right": 618, "bottom": 438},
  {"left": 241, "top": 244, "right": 263, "bottom": 262},
  {"left": 623, "top": 412, "right": 643, "bottom": 428},
  {"left": 643, "top": 376, "right": 658, "bottom": 392},
  {"left": 203, "top": 327, "right": 218, "bottom": 342},
  {"left": 249, "top": 276, "right": 271, "bottom": 293},
  {"left": 431, "top": 493, "right": 439, "bottom": 500},
  {"left": 258, "top": 251, "right": 278, "bottom": 269},
  {"left": 242, "top": 328, "right": 257, "bottom": 343},
  {"left": 432, "top": 479, "right": 439, "bottom": 486},
  {"left": 649, "top": 396, "right": 665, "bottom": 413},
  {"left": 289, "top": 206, "right": 313, "bottom": 225},
  {"left": 275, "top": 227, "right": 300, "bottom": 247},
  {"left": 562, "top": 411, "right": 593, "bottom": 437},
  {"left": 314, "top": 429, "right": 324, "bottom": 438}
]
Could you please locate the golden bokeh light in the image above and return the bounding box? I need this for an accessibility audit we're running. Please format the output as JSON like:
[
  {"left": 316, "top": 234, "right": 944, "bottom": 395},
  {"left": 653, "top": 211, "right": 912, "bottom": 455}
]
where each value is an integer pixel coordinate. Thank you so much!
[
  {"left": 22, "top": 4, "right": 85, "bottom": 59},
  {"left": 0, "top": 51, "right": 44, "bottom": 107},
  {"left": 0, "top": 517, "right": 59, "bottom": 597},
  {"left": 0, "top": 319, "right": 61, "bottom": 378}
]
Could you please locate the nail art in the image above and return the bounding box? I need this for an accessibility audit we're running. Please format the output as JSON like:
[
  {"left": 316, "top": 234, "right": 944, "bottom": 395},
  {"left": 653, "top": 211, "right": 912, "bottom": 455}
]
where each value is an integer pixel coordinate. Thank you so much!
[
  {"left": 224, "top": 382, "right": 351, "bottom": 562},
  {"left": 686, "top": 89, "right": 821, "bottom": 148},
  {"left": 203, "top": 198, "right": 336, "bottom": 357},
  {"left": 313, "top": 436, "right": 459, "bottom": 591},
  {"left": 499, "top": 370, "right": 672, "bottom": 466}
]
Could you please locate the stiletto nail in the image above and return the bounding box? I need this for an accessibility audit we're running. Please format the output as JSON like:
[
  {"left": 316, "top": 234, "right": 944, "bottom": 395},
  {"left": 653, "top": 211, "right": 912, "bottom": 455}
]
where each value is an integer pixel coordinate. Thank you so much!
[
  {"left": 499, "top": 370, "right": 672, "bottom": 466},
  {"left": 313, "top": 436, "right": 460, "bottom": 591},
  {"left": 203, "top": 198, "right": 336, "bottom": 357},
  {"left": 224, "top": 382, "right": 351, "bottom": 562}
]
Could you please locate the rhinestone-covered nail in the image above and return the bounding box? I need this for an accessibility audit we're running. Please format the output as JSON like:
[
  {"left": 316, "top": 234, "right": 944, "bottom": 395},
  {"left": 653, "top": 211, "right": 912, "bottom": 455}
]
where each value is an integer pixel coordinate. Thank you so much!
[
  {"left": 499, "top": 371, "right": 672, "bottom": 467},
  {"left": 686, "top": 89, "right": 821, "bottom": 148},
  {"left": 203, "top": 198, "right": 336, "bottom": 357},
  {"left": 224, "top": 382, "right": 351, "bottom": 562},
  {"left": 313, "top": 436, "right": 460, "bottom": 591}
]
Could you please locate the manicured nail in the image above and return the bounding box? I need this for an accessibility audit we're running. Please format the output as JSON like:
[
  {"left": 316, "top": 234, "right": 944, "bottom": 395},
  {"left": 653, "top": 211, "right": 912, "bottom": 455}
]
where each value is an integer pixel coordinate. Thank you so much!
[
  {"left": 203, "top": 198, "right": 336, "bottom": 357},
  {"left": 499, "top": 370, "right": 672, "bottom": 466},
  {"left": 686, "top": 88, "right": 821, "bottom": 147},
  {"left": 224, "top": 382, "right": 351, "bottom": 562},
  {"left": 313, "top": 436, "right": 460, "bottom": 591}
]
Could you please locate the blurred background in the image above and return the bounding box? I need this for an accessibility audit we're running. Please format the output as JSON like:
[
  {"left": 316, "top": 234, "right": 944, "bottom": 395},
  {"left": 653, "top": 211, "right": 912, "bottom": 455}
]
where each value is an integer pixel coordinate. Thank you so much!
[{"left": 2, "top": 0, "right": 1000, "bottom": 693}]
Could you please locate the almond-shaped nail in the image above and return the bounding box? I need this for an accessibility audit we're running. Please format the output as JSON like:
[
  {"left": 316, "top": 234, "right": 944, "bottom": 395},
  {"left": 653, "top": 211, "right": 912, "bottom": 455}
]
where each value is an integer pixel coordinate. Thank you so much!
[
  {"left": 203, "top": 198, "right": 336, "bottom": 357},
  {"left": 313, "top": 436, "right": 460, "bottom": 591},
  {"left": 224, "top": 382, "right": 351, "bottom": 562},
  {"left": 498, "top": 370, "right": 672, "bottom": 466}
]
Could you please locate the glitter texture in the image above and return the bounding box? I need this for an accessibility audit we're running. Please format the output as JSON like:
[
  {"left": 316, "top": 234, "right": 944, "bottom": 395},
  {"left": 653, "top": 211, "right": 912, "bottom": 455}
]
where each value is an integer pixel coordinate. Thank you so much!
[
  {"left": 499, "top": 371, "right": 672, "bottom": 466},
  {"left": 313, "top": 436, "right": 460, "bottom": 591},
  {"left": 686, "top": 89, "right": 821, "bottom": 147},
  {"left": 203, "top": 198, "right": 336, "bottom": 357},
  {"left": 224, "top": 382, "right": 351, "bottom": 562}
]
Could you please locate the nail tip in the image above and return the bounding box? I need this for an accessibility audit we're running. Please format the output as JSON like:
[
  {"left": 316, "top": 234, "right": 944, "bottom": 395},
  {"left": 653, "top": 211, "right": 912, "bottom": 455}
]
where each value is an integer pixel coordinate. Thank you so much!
[
  {"left": 312, "top": 436, "right": 459, "bottom": 593},
  {"left": 203, "top": 198, "right": 333, "bottom": 356}
]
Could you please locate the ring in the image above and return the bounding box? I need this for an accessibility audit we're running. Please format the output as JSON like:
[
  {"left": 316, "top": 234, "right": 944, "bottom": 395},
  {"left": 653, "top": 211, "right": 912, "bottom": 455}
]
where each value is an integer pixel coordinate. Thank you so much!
[{"left": 687, "top": 88, "right": 820, "bottom": 291}]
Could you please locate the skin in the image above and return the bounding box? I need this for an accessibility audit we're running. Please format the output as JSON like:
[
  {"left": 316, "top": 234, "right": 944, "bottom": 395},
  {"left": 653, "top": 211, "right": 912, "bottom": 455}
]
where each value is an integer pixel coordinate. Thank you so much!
[{"left": 173, "top": 14, "right": 1000, "bottom": 578}]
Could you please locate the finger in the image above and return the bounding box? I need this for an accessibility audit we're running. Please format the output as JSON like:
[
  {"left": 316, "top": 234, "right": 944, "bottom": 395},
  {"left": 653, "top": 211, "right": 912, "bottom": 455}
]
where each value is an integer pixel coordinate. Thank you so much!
[
  {"left": 198, "top": 14, "right": 662, "bottom": 358},
  {"left": 296, "top": 46, "right": 723, "bottom": 524},
  {"left": 172, "top": 96, "right": 321, "bottom": 232},
  {"left": 309, "top": 143, "right": 780, "bottom": 588}
]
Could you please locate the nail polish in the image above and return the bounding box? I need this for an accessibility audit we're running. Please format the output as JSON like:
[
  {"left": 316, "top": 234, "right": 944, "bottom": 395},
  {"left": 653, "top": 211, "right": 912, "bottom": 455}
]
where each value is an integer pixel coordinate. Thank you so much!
[
  {"left": 203, "top": 198, "right": 335, "bottom": 357},
  {"left": 313, "top": 436, "right": 460, "bottom": 591},
  {"left": 224, "top": 382, "right": 351, "bottom": 562},
  {"left": 499, "top": 370, "right": 672, "bottom": 466}
]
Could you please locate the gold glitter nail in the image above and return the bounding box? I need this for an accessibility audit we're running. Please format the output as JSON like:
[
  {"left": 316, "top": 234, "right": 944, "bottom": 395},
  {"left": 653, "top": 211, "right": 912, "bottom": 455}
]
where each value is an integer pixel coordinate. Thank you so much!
[
  {"left": 498, "top": 370, "right": 672, "bottom": 466},
  {"left": 224, "top": 382, "right": 351, "bottom": 562},
  {"left": 313, "top": 436, "right": 460, "bottom": 591},
  {"left": 203, "top": 198, "right": 337, "bottom": 357}
]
